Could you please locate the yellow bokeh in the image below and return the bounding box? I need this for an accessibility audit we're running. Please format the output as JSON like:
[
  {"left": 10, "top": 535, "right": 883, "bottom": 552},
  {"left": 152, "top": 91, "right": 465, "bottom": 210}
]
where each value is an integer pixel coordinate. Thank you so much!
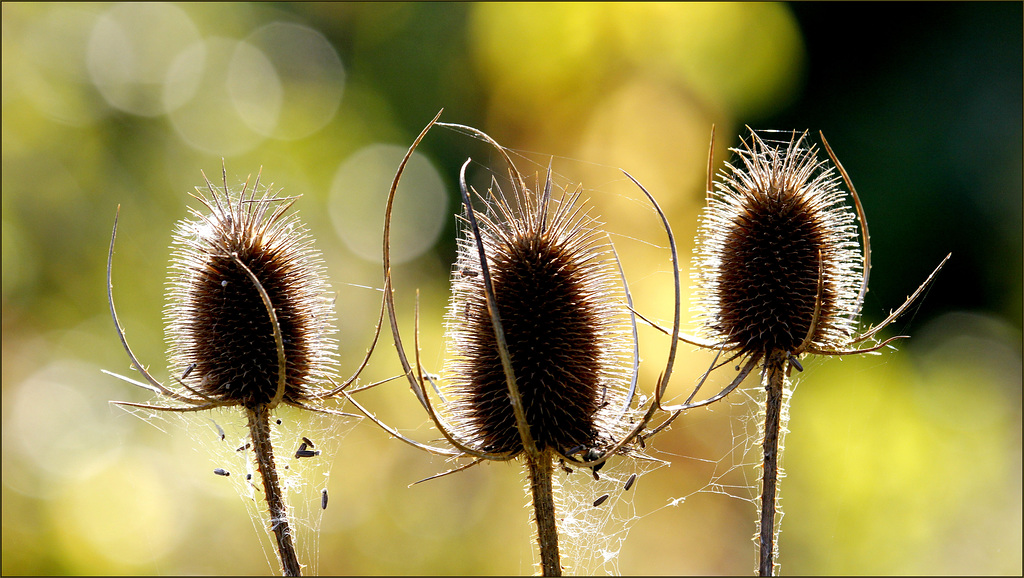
[{"left": 3, "top": 3, "right": 1020, "bottom": 576}]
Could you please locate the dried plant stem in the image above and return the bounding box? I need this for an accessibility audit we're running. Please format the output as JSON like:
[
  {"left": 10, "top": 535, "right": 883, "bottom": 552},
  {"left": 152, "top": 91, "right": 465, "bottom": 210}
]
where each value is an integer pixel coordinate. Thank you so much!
[
  {"left": 759, "top": 351, "right": 788, "bottom": 576},
  {"left": 528, "top": 451, "right": 561, "bottom": 576},
  {"left": 248, "top": 405, "right": 302, "bottom": 577}
]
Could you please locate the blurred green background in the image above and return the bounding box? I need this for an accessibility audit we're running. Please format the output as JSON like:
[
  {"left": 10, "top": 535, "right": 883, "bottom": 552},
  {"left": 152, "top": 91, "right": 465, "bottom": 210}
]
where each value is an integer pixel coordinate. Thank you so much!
[{"left": 3, "top": 2, "right": 1021, "bottom": 575}]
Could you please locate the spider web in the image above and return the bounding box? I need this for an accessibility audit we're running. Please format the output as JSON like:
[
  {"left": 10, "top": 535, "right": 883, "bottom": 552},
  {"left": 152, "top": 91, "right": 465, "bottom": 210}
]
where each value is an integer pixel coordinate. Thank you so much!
[
  {"left": 555, "top": 443, "right": 669, "bottom": 575},
  {"left": 116, "top": 397, "right": 358, "bottom": 575},
  {"left": 647, "top": 364, "right": 796, "bottom": 575},
  {"left": 543, "top": 371, "right": 796, "bottom": 577}
]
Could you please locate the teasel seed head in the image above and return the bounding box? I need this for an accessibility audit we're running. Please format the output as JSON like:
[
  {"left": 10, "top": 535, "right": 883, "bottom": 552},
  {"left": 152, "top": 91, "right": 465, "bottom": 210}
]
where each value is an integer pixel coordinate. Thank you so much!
[
  {"left": 694, "top": 130, "right": 864, "bottom": 358},
  {"left": 442, "top": 176, "right": 634, "bottom": 457},
  {"left": 165, "top": 170, "right": 338, "bottom": 410},
  {"left": 679, "top": 128, "right": 949, "bottom": 578}
]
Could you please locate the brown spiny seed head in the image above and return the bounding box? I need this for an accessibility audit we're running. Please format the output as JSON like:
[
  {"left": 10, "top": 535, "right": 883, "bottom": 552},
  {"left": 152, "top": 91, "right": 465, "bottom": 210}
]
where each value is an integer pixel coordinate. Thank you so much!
[
  {"left": 441, "top": 182, "right": 634, "bottom": 457},
  {"left": 693, "top": 130, "right": 863, "bottom": 357},
  {"left": 165, "top": 174, "right": 338, "bottom": 410}
]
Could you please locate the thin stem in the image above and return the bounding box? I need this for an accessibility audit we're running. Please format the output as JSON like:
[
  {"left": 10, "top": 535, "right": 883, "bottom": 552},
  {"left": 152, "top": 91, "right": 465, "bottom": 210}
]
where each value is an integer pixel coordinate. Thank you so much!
[
  {"left": 759, "top": 351, "right": 787, "bottom": 577},
  {"left": 107, "top": 206, "right": 207, "bottom": 406},
  {"left": 528, "top": 451, "right": 561, "bottom": 576},
  {"left": 249, "top": 405, "right": 302, "bottom": 576}
]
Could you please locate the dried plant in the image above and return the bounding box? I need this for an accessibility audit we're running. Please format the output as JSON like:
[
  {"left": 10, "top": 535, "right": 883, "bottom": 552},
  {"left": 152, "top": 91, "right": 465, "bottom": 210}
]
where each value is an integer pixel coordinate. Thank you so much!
[
  {"left": 345, "top": 112, "right": 684, "bottom": 576},
  {"left": 647, "top": 128, "right": 949, "bottom": 575},
  {"left": 105, "top": 166, "right": 378, "bottom": 576}
]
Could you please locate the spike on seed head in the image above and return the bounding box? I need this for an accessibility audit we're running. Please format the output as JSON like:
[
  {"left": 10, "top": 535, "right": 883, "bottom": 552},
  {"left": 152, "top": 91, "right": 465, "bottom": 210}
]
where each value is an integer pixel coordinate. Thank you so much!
[
  {"left": 441, "top": 173, "right": 634, "bottom": 457},
  {"left": 693, "top": 130, "right": 864, "bottom": 358},
  {"left": 165, "top": 169, "right": 338, "bottom": 410}
]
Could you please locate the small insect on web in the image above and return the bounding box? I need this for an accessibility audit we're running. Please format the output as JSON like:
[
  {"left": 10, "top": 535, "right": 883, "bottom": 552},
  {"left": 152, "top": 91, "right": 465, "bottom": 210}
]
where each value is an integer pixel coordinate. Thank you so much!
[
  {"left": 343, "top": 110, "right": 685, "bottom": 576},
  {"left": 104, "top": 164, "right": 389, "bottom": 576}
]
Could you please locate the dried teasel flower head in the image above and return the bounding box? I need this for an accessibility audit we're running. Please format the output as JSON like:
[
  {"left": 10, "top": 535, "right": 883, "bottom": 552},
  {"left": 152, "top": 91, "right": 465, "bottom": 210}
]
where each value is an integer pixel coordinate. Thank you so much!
[
  {"left": 441, "top": 164, "right": 637, "bottom": 457},
  {"left": 693, "top": 129, "right": 864, "bottom": 359},
  {"left": 367, "top": 114, "right": 681, "bottom": 577},
  {"left": 663, "top": 126, "right": 948, "bottom": 410},
  {"left": 164, "top": 168, "right": 339, "bottom": 410},
  {"left": 673, "top": 128, "right": 949, "bottom": 577},
  {"left": 367, "top": 114, "right": 682, "bottom": 473},
  {"left": 107, "top": 166, "right": 360, "bottom": 576}
]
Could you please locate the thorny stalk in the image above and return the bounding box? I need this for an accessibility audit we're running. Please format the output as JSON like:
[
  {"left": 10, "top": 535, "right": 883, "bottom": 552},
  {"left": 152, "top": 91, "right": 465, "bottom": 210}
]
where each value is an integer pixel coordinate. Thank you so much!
[
  {"left": 759, "top": 351, "right": 787, "bottom": 577},
  {"left": 530, "top": 453, "right": 561, "bottom": 576},
  {"left": 231, "top": 249, "right": 302, "bottom": 577},
  {"left": 249, "top": 405, "right": 302, "bottom": 577}
]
